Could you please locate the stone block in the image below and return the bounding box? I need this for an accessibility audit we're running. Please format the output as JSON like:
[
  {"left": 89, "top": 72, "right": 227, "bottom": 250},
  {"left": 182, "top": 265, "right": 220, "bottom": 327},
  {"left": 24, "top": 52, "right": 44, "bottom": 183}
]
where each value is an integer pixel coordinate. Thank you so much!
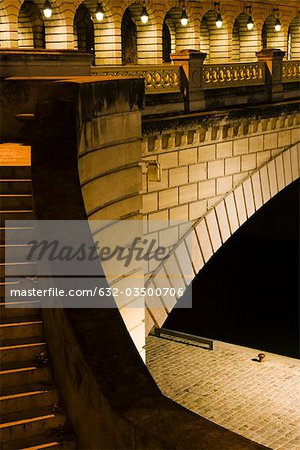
[
  {"left": 267, "top": 159, "right": 278, "bottom": 197},
  {"left": 217, "top": 176, "right": 232, "bottom": 195},
  {"left": 234, "top": 185, "right": 247, "bottom": 225},
  {"left": 216, "top": 141, "right": 233, "bottom": 158},
  {"left": 169, "top": 166, "right": 188, "bottom": 187},
  {"left": 179, "top": 147, "right": 198, "bottom": 165},
  {"left": 198, "top": 144, "right": 215, "bottom": 162},
  {"left": 242, "top": 154, "right": 256, "bottom": 171},
  {"left": 189, "top": 199, "right": 207, "bottom": 221},
  {"left": 215, "top": 201, "right": 231, "bottom": 242},
  {"left": 158, "top": 152, "right": 178, "bottom": 169},
  {"left": 249, "top": 135, "right": 264, "bottom": 153},
  {"left": 198, "top": 179, "right": 215, "bottom": 199},
  {"left": 225, "top": 192, "right": 239, "bottom": 234},
  {"left": 208, "top": 160, "right": 224, "bottom": 178},
  {"left": 257, "top": 151, "right": 271, "bottom": 167},
  {"left": 251, "top": 171, "right": 263, "bottom": 210},
  {"left": 189, "top": 163, "right": 207, "bottom": 182},
  {"left": 275, "top": 154, "right": 285, "bottom": 191},
  {"left": 159, "top": 188, "right": 178, "bottom": 209},
  {"left": 143, "top": 192, "right": 158, "bottom": 213},
  {"left": 278, "top": 130, "right": 291, "bottom": 147},
  {"left": 259, "top": 165, "right": 271, "bottom": 203},
  {"left": 264, "top": 132, "right": 278, "bottom": 150},
  {"left": 205, "top": 210, "right": 222, "bottom": 252},
  {"left": 169, "top": 204, "right": 189, "bottom": 221},
  {"left": 233, "top": 138, "right": 249, "bottom": 155},
  {"left": 225, "top": 156, "right": 240, "bottom": 175},
  {"left": 148, "top": 210, "right": 169, "bottom": 233},
  {"left": 243, "top": 178, "right": 255, "bottom": 218},
  {"left": 195, "top": 220, "right": 213, "bottom": 263},
  {"left": 291, "top": 128, "right": 300, "bottom": 144},
  {"left": 179, "top": 183, "right": 198, "bottom": 204}
]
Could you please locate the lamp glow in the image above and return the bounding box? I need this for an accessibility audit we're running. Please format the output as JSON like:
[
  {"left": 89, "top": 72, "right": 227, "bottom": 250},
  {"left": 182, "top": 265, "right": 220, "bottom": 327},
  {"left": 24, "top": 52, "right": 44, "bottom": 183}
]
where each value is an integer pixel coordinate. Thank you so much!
[
  {"left": 275, "top": 18, "right": 281, "bottom": 32},
  {"left": 141, "top": 6, "right": 149, "bottom": 24},
  {"left": 247, "top": 15, "right": 254, "bottom": 30},
  {"left": 180, "top": 8, "right": 188, "bottom": 26},
  {"left": 43, "top": 0, "right": 52, "bottom": 18},
  {"left": 216, "top": 12, "right": 223, "bottom": 28},
  {"left": 95, "top": 3, "right": 104, "bottom": 21}
]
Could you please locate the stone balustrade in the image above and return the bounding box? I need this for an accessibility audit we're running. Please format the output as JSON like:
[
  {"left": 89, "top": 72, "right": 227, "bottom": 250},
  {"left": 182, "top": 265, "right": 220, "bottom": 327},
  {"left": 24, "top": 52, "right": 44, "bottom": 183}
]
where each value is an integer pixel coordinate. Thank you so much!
[
  {"left": 202, "top": 62, "right": 266, "bottom": 88},
  {"left": 91, "top": 64, "right": 181, "bottom": 93},
  {"left": 282, "top": 60, "right": 300, "bottom": 82}
]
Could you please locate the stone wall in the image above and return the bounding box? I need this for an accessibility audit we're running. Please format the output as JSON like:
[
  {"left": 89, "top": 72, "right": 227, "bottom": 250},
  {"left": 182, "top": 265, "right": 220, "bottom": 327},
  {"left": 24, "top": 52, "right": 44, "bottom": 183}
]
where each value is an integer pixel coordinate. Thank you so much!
[
  {"left": 31, "top": 76, "right": 267, "bottom": 450},
  {"left": 0, "top": 0, "right": 299, "bottom": 65},
  {"left": 142, "top": 106, "right": 300, "bottom": 277}
]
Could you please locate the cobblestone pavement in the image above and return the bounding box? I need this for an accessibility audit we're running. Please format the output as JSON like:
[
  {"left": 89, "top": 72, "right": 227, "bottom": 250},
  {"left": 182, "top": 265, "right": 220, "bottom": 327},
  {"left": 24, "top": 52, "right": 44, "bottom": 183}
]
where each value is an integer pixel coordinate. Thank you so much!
[{"left": 146, "top": 336, "right": 300, "bottom": 450}]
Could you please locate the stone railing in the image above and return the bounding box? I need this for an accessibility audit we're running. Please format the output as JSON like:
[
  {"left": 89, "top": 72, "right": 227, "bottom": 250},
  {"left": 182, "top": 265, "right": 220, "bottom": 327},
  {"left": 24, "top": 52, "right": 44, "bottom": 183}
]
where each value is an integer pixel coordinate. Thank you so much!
[
  {"left": 202, "top": 62, "right": 266, "bottom": 89},
  {"left": 91, "top": 64, "right": 180, "bottom": 93},
  {"left": 282, "top": 60, "right": 300, "bottom": 82}
]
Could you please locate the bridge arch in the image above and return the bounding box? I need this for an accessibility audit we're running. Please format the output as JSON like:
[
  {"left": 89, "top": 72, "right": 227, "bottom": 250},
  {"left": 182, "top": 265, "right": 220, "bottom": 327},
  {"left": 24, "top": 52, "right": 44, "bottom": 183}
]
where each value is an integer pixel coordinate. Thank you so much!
[
  {"left": 73, "top": 3, "right": 95, "bottom": 57},
  {"left": 200, "top": 7, "right": 229, "bottom": 63},
  {"left": 145, "top": 142, "right": 300, "bottom": 333},
  {"left": 232, "top": 12, "right": 259, "bottom": 61},
  {"left": 288, "top": 15, "right": 300, "bottom": 60}
]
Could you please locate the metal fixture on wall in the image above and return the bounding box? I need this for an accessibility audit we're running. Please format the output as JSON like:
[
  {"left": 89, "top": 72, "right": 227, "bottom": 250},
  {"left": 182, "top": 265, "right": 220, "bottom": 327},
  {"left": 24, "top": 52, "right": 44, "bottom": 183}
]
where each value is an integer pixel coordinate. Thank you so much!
[
  {"left": 141, "top": 0, "right": 149, "bottom": 24},
  {"left": 246, "top": 6, "right": 254, "bottom": 30},
  {"left": 95, "top": 3, "right": 104, "bottom": 21},
  {"left": 43, "top": 0, "right": 52, "bottom": 18},
  {"left": 274, "top": 8, "right": 281, "bottom": 32},
  {"left": 214, "top": 2, "right": 223, "bottom": 29},
  {"left": 180, "top": 0, "right": 188, "bottom": 26}
]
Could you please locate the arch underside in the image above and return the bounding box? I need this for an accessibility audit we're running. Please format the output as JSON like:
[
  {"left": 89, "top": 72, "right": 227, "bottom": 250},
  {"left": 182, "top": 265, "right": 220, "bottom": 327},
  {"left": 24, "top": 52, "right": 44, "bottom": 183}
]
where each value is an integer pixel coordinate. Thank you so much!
[{"left": 145, "top": 141, "right": 300, "bottom": 333}]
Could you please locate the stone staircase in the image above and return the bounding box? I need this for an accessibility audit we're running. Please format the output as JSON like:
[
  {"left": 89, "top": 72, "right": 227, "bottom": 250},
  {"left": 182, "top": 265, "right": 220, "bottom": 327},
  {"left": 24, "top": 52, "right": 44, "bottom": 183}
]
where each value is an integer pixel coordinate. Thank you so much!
[{"left": 0, "top": 165, "right": 76, "bottom": 449}]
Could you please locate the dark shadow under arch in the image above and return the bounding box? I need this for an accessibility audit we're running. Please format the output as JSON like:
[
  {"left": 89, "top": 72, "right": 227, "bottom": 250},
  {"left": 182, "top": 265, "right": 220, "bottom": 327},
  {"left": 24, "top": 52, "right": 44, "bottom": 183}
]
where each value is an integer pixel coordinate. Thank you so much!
[
  {"left": 74, "top": 3, "right": 95, "bottom": 60},
  {"left": 121, "top": 8, "right": 137, "bottom": 65},
  {"left": 165, "top": 179, "right": 300, "bottom": 359},
  {"left": 162, "top": 20, "right": 172, "bottom": 62}
]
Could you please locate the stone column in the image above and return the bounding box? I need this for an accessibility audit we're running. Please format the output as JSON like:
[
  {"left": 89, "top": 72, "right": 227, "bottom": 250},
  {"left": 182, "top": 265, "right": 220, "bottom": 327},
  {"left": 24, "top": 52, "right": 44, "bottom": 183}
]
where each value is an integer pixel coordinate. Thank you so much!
[
  {"left": 256, "top": 48, "right": 285, "bottom": 102},
  {"left": 170, "top": 49, "right": 207, "bottom": 112}
]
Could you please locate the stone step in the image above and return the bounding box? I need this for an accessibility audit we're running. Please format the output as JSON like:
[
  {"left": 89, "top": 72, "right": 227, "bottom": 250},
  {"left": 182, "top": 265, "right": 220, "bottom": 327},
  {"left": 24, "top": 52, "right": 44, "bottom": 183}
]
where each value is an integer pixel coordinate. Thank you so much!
[
  {"left": 0, "top": 384, "right": 59, "bottom": 414},
  {"left": 0, "top": 301, "right": 40, "bottom": 320},
  {"left": 15, "top": 114, "right": 34, "bottom": 122},
  {"left": 0, "top": 227, "right": 35, "bottom": 245},
  {"left": 0, "top": 195, "right": 33, "bottom": 210},
  {"left": 0, "top": 211, "right": 34, "bottom": 225},
  {"left": 0, "top": 407, "right": 66, "bottom": 443},
  {"left": 2, "top": 433, "right": 77, "bottom": 449},
  {"left": 0, "top": 337, "right": 46, "bottom": 364},
  {"left": 0, "top": 244, "right": 35, "bottom": 262},
  {"left": 0, "top": 361, "right": 52, "bottom": 389},
  {"left": 0, "top": 261, "right": 37, "bottom": 278},
  {"left": 0, "top": 167, "right": 31, "bottom": 179},
  {"left": 0, "top": 318, "right": 43, "bottom": 340},
  {"left": 0, "top": 180, "right": 32, "bottom": 195}
]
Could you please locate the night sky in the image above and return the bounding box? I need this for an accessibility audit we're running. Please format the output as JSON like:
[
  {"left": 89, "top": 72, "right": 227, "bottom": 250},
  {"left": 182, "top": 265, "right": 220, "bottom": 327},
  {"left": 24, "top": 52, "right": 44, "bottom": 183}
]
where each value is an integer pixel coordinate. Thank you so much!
[{"left": 165, "top": 179, "right": 300, "bottom": 359}]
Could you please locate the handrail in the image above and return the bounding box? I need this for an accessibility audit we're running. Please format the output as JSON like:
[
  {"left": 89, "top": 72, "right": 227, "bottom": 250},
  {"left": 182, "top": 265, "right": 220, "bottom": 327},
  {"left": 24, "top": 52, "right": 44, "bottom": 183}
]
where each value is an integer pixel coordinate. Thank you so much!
[
  {"left": 91, "top": 64, "right": 181, "bottom": 93},
  {"left": 282, "top": 60, "right": 300, "bottom": 82},
  {"left": 202, "top": 62, "right": 266, "bottom": 89}
]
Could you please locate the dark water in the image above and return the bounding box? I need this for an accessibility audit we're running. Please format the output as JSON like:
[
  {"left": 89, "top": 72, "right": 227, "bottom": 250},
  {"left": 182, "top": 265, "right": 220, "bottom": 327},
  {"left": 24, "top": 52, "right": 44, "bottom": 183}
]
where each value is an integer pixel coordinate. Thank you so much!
[{"left": 165, "top": 179, "right": 300, "bottom": 359}]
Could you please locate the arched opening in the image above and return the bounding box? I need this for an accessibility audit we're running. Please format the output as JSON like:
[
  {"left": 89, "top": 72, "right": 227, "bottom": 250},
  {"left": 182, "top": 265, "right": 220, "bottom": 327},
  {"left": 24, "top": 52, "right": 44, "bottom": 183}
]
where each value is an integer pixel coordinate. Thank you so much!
[
  {"left": 288, "top": 16, "right": 300, "bottom": 60},
  {"left": 200, "top": 9, "right": 229, "bottom": 63},
  {"left": 262, "top": 14, "right": 285, "bottom": 51},
  {"left": 74, "top": 4, "right": 95, "bottom": 59},
  {"left": 162, "top": 20, "right": 172, "bottom": 62},
  {"left": 162, "top": 7, "right": 196, "bottom": 57},
  {"left": 121, "top": 8, "right": 137, "bottom": 65},
  {"left": 18, "top": 1, "right": 45, "bottom": 49},
  {"left": 232, "top": 12, "right": 257, "bottom": 61},
  {"left": 165, "top": 179, "right": 300, "bottom": 359}
]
